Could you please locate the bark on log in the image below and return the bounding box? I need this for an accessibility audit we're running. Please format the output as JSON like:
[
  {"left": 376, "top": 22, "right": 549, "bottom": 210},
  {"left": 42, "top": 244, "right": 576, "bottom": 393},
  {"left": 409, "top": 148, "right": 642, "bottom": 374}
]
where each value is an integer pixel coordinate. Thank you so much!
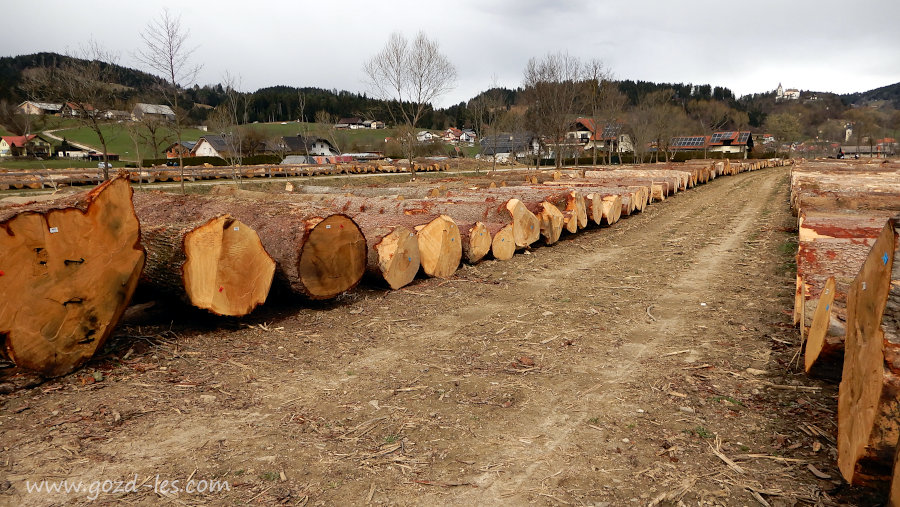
[
  {"left": 838, "top": 217, "right": 900, "bottom": 487},
  {"left": 210, "top": 189, "right": 460, "bottom": 279},
  {"left": 132, "top": 193, "right": 276, "bottom": 316},
  {"left": 0, "top": 175, "right": 145, "bottom": 376},
  {"left": 134, "top": 190, "right": 366, "bottom": 300}
]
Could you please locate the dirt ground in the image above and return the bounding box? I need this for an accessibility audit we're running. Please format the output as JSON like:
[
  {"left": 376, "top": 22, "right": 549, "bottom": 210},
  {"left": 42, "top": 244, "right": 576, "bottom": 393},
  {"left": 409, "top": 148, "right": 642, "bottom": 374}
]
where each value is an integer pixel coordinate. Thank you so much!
[{"left": 0, "top": 167, "right": 881, "bottom": 506}]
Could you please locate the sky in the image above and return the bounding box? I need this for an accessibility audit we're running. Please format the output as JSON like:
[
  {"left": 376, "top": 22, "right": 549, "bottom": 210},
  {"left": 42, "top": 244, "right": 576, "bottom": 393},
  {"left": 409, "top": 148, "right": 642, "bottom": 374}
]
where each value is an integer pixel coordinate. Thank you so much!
[{"left": 3, "top": 0, "right": 899, "bottom": 108}]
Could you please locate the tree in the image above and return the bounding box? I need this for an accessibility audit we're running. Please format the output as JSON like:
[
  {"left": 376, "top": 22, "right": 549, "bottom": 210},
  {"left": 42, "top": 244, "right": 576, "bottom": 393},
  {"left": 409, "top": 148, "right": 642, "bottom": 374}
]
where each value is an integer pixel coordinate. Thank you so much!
[
  {"left": 22, "top": 41, "right": 121, "bottom": 178},
  {"left": 137, "top": 8, "right": 201, "bottom": 192},
  {"left": 523, "top": 52, "right": 582, "bottom": 169},
  {"left": 364, "top": 31, "right": 457, "bottom": 174},
  {"left": 582, "top": 59, "right": 613, "bottom": 166},
  {"left": 467, "top": 80, "right": 506, "bottom": 172},
  {"left": 764, "top": 112, "right": 803, "bottom": 157},
  {"left": 688, "top": 99, "right": 730, "bottom": 158},
  {"left": 597, "top": 82, "right": 627, "bottom": 164}
]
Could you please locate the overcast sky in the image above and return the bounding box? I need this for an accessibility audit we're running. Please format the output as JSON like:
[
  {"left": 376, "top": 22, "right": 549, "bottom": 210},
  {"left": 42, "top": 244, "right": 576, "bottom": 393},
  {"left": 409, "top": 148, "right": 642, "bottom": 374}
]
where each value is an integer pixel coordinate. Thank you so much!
[{"left": 4, "top": 0, "right": 899, "bottom": 108}]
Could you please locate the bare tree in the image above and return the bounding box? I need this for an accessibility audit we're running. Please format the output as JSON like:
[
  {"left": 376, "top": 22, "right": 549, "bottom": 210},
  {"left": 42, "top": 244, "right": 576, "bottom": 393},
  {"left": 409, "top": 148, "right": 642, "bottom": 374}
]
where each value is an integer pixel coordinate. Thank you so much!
[
  {"left": 364, "top": 31, "right": 457, "bottom": 175},
  {"left": 467, "top": 79, "right": 506, "bottom": 172},
  {"left": 523, "top": 52, "right": 582, "bottom": 169},
  {"left": 688, "top": 99, "right": 730, "bottom": 158},
  {"left": 582, "top": 59, "right": 614, "bottom": 166},
  {"left": 137, "top": 8, "right": 201, "bottom": 192},
  {"left": 598, "top": 82, "right": 627, "bottom": 164},
  {"left": 23, "top": 41, "right": 121, "bottom": 178}
]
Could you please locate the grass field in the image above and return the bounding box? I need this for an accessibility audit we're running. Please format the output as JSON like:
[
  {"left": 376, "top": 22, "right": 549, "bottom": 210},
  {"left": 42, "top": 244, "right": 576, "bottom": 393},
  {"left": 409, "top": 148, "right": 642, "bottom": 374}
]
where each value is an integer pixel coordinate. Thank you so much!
[
  {"left": 3, "top": 117, "right": 474, "bottom": 162},
  {"left": 52, "top": 124, "right": 210, "bottom": 161}
]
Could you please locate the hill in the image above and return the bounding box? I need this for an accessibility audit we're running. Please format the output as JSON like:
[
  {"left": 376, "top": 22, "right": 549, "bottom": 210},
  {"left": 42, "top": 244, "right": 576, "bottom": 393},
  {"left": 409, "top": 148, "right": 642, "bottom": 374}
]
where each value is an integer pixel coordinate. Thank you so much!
[
  {"left": 841, "top": 82, "right": 900, "bottom": 109},
  {"left": 0, "top": 52, "right": 168, "bottom": 105}
]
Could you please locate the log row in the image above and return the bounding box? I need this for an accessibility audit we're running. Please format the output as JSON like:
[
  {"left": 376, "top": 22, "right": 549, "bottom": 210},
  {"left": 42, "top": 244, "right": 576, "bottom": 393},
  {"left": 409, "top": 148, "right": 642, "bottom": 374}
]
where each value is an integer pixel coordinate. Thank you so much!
[{"left": 0, "top": 159, "right": 779, "bottom": 377}]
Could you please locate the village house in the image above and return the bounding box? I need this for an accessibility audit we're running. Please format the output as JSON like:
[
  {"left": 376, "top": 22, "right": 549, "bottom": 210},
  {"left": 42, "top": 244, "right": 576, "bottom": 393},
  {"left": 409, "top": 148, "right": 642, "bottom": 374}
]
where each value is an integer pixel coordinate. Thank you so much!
[
  {"left": 707, "top": 131, "right": 754, "bottom": 156},
  {"left": 61, "top": 102, "right": 96, "bottom": 117},
  {"left": 132, "top": 103, "right": 176, "bottom": 122},
  {"left": 0, "top": 134, "right": 53, "bottom": 158},
  {"left": 567, "top": 118, "right": 633, "bottom": 156},
  {"left": 441, "top": 127, "right": 463, "bottom": 143},
  {"left": 480, "top": 133, "right": 542, "bottom": 162},
  {"left": 164, "top": 141, "right": 198, "bottom": 159},
  {"left": 417, "top": 131, "right": 436, "bottom": 142},
  {"left": 191, "top": 135, "right": 233, "bottom": 158},
  {"left": 669, "top": 131, "right": 754, "bottom": 157},
  {"left": 335, "top": 117, "right": 365, "bottom": 129},
  {"left": 16, "top": 101, "right": 62, "bottom": 115},
  {"left": 276, "top": 135, "right": 340, "bottom": 157}
]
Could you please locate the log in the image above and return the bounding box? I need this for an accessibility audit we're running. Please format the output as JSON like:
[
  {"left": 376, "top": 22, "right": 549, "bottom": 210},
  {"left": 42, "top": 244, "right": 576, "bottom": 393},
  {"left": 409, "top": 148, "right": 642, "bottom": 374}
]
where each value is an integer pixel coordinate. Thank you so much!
[
  {"left": 133, "top": 191, "right": 367, "bottom": 300},
  {"left": 132, "top": 194, "right": 276, "bottom": 316},
  {"left": 459, "top": 221, "right": 492, "bottom": 264},
  {"left": 359, "top": 224, "right": 420, "bottom": 290},
  {"left": 413, "top": 215, "right": 461, "bottom": 278},
  {"left": 209, "top": 189, "right": 460, "bottom": 280},
  {"left": 838, "top": 216, "right": 900, "bottom": 487},
  {"left": 0, "top": 175, "right": 145, "bottom": 376},
  {"left": 488, "top": 223, "right": 516, "bottom": 260}
]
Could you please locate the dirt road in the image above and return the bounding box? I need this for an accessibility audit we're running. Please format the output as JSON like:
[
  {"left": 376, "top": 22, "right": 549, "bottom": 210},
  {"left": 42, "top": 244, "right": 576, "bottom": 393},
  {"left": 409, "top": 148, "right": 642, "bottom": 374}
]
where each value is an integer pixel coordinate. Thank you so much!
[{"left": 1, "top": 166, "right": 874, "bottom": 505}]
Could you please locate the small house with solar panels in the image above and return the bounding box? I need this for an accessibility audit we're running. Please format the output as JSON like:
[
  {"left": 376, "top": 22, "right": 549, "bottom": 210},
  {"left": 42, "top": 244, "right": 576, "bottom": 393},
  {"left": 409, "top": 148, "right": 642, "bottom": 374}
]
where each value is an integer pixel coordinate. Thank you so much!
[
  {"left": 670, "top": 131, "right": 753, "bottom": 157},
  {"left": 708, "top": 131, "right": 753, "bottom": 155}
]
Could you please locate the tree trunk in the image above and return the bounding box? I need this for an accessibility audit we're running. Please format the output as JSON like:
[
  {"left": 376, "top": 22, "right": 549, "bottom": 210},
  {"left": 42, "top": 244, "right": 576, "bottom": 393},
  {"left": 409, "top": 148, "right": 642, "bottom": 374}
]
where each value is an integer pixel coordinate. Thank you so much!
[
  {"left": 133, "top": 190, "right": 366, "bottom": 299},
  {"left": 838, "top": 216, "right": 900, "bottom": 488},
  {"left": 131, "top": 193, "right": 276, "bottom": 316},
  {"left": 0, "top": 175, "right": 145, "bottom": 376}
]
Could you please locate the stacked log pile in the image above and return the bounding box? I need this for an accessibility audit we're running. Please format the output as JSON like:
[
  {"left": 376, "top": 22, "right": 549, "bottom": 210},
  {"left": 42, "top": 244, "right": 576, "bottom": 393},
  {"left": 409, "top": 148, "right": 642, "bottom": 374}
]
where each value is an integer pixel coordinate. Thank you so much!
[
  {"left": 789, "top": 159, "right": 900, "bottom": 498},
  {"left": 0, "top": 159, "right": 780, "bottom": 378},
  {"left": 790, "top": 160, "right": 900, "bottom": 375}
]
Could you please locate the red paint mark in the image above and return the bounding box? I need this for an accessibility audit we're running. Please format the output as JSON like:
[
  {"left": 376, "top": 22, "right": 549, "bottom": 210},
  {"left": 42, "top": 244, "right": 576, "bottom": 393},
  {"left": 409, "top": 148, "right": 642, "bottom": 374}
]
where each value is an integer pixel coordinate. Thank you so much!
[
  {"left": 219, "top": 286, "right": 224, "bottom": 292},
  {"left": 0, "top": 270, "right": 4, "bottom": 276},
  {"left": 340, "top": 224, "right": 344, "bottom": 229}
]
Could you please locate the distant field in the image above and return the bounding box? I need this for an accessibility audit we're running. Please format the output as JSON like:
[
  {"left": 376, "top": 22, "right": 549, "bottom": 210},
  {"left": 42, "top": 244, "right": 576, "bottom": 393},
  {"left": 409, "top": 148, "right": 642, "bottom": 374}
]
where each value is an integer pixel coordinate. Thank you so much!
[
  {"left": 33, "top": 120, "right": 469, "bottom": 161},
  {"left": 0, "top": 125, "right": 10, "bottom": 136},
  {"left": 52, "top": 124, "right": 209, "bottom": 161}
]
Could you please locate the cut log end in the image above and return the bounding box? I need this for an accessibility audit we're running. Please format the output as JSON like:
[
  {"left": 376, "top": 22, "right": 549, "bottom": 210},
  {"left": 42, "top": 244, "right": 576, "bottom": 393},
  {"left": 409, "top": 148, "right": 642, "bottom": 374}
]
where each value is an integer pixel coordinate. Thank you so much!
[
  {"left": 462, "top": 222, "right": 491, "bottom": 264},
  {"left": 297, "top": 214, "right": 367, "bottom": 299},
  {"left": 837, "top": 217, "right": 900, "bottom": 487},
  {"left": 183, "top": 216, "right": 275, "bottom": 316},
  {"left": 490, "top": 224, "right": 516, "bottom": 261},
  {"left": 536, "top": 202, "right": 564, "bottom": 245},
  {"left": 415, "top": 215, "right": 461, "bottom": 278},
  {"left": 372, "top": 226, "right": 420, "bottom": 290},
  {"left": 601, "top": 195, "right": 622, "bottom": 225},
  {"left": 0, "top": 176, "right": 145, "bottom": 377},
  {"left": 505, "top": 198, "right": 540, "bottom": 248},
  {"left": 805, "top": 277, "right": 837, "bottom": 373}
]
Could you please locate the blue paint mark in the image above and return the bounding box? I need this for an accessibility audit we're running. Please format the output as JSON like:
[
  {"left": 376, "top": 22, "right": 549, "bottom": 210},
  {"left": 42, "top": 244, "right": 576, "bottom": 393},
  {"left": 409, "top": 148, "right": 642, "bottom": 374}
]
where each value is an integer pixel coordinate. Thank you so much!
[
  {"left": 826, "top": 304, "right": 830, "bottom": 311},
  {"left": 408, "top": 257, "right": 412, "bottom": 262},
  {"left": 451, "top": 238, "right": 454, "bottom": 241},
  {"left": 884, "top": 252, "right": 890, "bottom": 265}
]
